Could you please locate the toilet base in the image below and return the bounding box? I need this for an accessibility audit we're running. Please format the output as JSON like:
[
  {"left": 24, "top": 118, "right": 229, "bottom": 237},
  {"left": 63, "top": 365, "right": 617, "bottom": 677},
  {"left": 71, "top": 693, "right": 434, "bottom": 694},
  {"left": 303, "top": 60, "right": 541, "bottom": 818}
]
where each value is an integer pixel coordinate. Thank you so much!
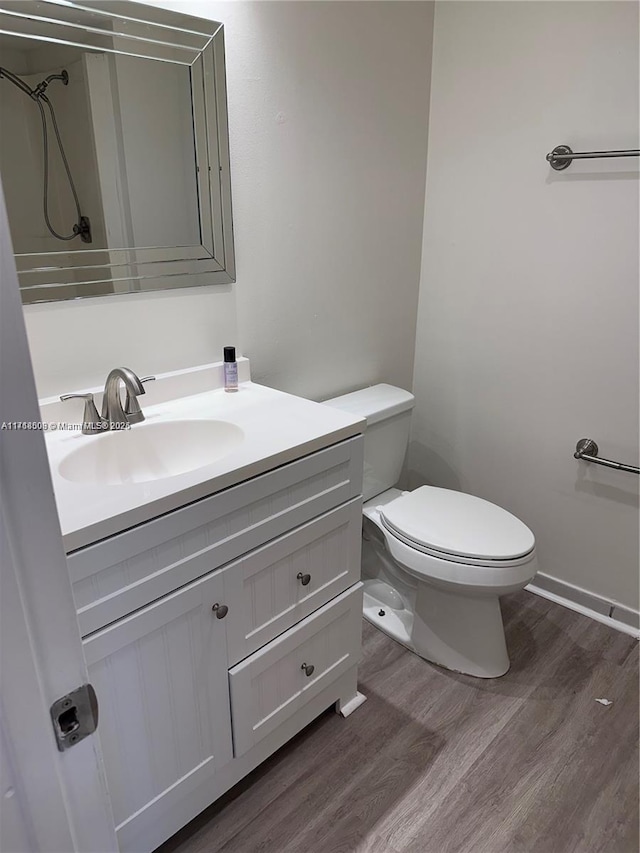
[
  {"left": 363, "top": 581, "right": 413, "bottom": 647},
  {"left": 412, "top": 583, "right": 510, "bottom": 678},
  {"left": 363, "top": 579, "right": 509, "bottom": 678}
]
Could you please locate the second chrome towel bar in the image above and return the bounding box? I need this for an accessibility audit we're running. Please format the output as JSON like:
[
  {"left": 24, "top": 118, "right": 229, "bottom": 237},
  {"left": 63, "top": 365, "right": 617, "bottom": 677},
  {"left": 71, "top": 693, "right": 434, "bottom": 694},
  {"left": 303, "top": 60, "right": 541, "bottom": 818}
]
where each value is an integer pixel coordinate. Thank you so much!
[
  {"left": 574, "top": 439, "right": 639, "bottom": 475},
  {"left": 547, "top": 144, "right": 640, "bottom": 171}
]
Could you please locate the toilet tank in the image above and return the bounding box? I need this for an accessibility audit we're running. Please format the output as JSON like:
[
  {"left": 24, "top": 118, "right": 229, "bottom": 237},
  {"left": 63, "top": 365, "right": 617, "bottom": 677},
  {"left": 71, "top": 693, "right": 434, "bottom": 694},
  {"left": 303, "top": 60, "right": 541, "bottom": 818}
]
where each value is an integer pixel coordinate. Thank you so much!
[{"left": 323, "top": 384, "right": 414, "bottom": 501}]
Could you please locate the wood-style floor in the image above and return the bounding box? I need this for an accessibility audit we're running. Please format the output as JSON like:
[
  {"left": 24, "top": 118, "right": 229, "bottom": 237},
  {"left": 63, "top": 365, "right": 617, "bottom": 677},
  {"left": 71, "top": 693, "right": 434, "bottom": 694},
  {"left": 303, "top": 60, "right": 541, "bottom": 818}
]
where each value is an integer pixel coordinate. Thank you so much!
[{"left": 158, "top": 591, "right": 639, "bottom": 853}]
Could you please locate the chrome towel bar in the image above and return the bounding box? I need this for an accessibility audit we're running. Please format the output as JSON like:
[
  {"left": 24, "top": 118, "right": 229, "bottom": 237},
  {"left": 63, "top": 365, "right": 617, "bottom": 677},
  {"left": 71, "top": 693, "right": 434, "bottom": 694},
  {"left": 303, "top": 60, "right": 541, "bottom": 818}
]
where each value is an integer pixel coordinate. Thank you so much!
[
  {"left": 574, "top": 439, "right": 639, "bottom": 475},
  {"left": 547, "top": 145, "right": 640, "bottom": 171}
]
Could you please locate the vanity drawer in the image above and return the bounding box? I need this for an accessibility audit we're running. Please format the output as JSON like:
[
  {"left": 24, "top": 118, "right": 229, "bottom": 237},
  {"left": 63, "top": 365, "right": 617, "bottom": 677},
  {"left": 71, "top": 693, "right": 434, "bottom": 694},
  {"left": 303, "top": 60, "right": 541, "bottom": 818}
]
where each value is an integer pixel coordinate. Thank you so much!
[
  {"left": 229, "top": 583, "right": 363, "bottom": 757},
  {"left": 225, "top": 498, "right": 362, "bottom": 666},
  {"left": 70, "top": 436, "right": 363, "bottom": 636}
]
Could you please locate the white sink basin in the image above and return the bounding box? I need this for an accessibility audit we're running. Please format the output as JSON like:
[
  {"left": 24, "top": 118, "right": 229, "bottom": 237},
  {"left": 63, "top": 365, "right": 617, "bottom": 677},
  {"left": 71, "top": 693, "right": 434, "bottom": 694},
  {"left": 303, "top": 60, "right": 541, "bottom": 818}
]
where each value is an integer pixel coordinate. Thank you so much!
[{"left": 58, "top": 419, "right": 244, "bottom": 486}]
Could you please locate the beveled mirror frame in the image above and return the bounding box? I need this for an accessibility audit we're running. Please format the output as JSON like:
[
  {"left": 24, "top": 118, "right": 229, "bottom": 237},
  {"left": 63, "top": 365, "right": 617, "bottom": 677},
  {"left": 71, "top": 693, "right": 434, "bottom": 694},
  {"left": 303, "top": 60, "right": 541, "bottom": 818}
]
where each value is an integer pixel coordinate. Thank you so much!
[{"left": 0, "top": 0, "right": 235, "bottom": 303}]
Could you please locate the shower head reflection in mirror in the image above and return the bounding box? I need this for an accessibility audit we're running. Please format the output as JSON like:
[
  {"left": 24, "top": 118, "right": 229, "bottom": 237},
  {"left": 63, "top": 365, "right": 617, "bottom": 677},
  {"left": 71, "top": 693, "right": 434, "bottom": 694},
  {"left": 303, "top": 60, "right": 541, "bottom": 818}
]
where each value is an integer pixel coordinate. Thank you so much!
[{"left": 0, "top": 66, "right": 92, "bottom": 243}]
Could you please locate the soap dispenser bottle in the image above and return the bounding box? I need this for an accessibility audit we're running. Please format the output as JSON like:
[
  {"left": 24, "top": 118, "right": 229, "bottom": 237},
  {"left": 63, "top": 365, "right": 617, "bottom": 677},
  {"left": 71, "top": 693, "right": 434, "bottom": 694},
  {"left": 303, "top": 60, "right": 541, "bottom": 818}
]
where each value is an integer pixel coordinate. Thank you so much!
[{"left": 223, "top": 346, "right": 238, "bottom": 392}]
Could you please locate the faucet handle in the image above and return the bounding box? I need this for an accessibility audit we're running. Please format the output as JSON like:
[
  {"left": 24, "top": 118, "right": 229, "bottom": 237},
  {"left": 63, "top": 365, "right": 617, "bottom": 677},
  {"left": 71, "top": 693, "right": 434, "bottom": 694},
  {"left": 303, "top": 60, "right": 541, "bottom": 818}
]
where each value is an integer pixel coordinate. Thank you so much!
[
  {"left": 124, "top": 375, "right": 155, "bottom": 423},
  {"left": 60, "top": 392, "right": 105, "bottom": 435}
]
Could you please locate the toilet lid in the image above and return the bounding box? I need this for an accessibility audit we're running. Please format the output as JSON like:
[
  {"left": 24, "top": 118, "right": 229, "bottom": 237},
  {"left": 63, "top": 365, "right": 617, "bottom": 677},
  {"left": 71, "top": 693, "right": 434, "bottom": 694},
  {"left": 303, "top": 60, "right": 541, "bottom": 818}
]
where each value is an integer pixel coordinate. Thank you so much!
[{"left": 380, "top": 486, "right": 535, "bottom": 561}]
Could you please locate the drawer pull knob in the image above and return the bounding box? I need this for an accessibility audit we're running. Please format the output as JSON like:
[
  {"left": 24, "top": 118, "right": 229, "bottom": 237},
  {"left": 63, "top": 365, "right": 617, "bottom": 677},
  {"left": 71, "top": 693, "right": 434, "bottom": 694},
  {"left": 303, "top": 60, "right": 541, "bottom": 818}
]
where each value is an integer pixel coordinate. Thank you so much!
[
  {"left": 212, "top": 603, "right": 228, "bottom": 619},
  {"left": 296, "top": 572, "right": 311, "bottom": 586},
  {"left": 301, "top": 662, "right": 314, "bottom": 677}
]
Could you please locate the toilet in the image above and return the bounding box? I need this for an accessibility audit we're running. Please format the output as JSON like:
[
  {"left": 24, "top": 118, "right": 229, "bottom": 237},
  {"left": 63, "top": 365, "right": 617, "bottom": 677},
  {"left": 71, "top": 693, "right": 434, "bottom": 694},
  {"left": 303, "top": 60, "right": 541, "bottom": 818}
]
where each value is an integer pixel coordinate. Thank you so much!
[{"left": 324, "top": 384, "right": 537, "bottom": 678}]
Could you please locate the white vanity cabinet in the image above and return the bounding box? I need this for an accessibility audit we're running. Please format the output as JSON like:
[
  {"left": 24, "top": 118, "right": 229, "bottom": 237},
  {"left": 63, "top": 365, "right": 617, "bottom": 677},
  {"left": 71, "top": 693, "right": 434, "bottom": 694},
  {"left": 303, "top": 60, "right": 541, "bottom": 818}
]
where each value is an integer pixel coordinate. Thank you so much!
[{"left": 69, "top": 435, "right": 365, "bottom": 853}]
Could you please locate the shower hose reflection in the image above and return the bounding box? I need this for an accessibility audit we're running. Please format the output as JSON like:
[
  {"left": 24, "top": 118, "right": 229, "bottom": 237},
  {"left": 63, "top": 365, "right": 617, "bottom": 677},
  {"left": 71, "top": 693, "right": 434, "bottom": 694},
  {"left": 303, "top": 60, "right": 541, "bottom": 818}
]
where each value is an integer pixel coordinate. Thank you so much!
[{"left": 0, "top": 66, "right": 92, "bottom": 243}]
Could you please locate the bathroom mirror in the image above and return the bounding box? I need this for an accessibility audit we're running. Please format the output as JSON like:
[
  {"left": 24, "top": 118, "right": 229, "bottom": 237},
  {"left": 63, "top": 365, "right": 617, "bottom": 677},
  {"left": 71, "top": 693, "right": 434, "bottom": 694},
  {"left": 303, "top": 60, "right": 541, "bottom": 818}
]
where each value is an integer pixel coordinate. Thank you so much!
[{"left": 0, "top": 0, "right": 235, "bottom": 303}]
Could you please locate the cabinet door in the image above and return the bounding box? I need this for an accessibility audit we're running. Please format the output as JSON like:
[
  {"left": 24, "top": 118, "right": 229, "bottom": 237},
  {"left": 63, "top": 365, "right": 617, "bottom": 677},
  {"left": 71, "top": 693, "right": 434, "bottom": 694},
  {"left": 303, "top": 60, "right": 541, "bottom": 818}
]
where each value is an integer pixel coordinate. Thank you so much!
[{"left": 82, "top": 570, "right": 232, "bottom": 849}]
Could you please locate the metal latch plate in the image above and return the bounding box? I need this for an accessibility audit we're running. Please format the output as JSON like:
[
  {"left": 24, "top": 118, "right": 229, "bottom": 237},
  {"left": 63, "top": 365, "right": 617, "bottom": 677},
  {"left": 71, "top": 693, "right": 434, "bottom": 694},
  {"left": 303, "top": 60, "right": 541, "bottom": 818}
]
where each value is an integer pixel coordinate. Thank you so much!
[{"left": 50, "top": 683, "right": 98, "bottom": 751}]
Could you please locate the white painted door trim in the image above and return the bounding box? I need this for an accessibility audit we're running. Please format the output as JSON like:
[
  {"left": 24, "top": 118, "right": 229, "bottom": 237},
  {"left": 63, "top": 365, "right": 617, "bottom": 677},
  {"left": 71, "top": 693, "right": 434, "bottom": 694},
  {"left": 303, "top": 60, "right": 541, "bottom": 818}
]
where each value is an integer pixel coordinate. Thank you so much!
[{"left": 0, "top": 181, "right": 117, "bottom": 852}]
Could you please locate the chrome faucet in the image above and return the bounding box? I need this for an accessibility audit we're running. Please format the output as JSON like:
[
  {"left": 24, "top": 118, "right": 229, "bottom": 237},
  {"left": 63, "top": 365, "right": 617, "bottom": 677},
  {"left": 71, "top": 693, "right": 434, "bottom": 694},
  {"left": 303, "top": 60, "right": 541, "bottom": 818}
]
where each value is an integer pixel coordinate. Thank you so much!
[
  {"left": 61, "top": 368, "right": 154, "bottom": 434},
  {"left": 102, "top": 367, "right": 146, "bottom": 428}
]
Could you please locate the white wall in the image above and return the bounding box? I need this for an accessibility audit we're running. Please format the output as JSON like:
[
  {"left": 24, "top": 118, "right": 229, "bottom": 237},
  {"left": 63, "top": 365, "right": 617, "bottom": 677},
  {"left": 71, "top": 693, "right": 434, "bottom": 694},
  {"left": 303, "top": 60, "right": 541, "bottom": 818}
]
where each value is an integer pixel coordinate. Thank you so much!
[
  {"left": 411, "top": 1, "right": 639, "bottom": 610},
  {"left": 22, "top": 1, "right": 434, "bottom": 400}
]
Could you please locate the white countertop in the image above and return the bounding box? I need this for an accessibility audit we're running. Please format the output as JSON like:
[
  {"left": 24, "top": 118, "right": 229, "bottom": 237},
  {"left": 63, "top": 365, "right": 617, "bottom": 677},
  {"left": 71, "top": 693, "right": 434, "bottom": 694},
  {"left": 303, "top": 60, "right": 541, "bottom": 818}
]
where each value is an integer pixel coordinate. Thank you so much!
[{"left": 42, "top": 366, "right": 365, "bottom": 552}]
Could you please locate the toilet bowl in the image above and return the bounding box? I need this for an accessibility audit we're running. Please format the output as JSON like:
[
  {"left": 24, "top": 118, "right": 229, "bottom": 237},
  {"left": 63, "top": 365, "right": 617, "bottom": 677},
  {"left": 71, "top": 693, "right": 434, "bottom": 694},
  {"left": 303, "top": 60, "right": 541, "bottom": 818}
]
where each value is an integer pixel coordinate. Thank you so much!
[{"left": 323, "top": 385, "right": 537, "bottom": 678}]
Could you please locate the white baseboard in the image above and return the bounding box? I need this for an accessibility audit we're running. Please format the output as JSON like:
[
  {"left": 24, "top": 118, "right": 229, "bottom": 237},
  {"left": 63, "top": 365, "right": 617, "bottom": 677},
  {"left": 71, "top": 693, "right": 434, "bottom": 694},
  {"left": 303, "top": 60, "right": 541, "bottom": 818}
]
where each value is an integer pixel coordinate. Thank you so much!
[{"left": 527, "top": 572, "right": 639, "bottom": 639}]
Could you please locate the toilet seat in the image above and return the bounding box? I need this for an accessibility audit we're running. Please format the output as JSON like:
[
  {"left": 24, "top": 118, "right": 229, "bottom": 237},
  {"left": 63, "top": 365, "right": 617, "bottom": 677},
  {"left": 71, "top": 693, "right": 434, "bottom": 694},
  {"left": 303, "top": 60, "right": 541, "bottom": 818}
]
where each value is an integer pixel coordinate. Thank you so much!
[{"left": 379, "top": 486, "right": 535, "bottom": 568}]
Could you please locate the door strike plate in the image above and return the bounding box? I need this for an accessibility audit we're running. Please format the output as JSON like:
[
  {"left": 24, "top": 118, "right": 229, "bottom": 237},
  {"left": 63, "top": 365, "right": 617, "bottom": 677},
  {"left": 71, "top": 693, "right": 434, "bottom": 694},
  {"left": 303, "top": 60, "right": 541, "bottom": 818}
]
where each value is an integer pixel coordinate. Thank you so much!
[{"left": 50, "top": 683, "right": 99, "bottom": 751}]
